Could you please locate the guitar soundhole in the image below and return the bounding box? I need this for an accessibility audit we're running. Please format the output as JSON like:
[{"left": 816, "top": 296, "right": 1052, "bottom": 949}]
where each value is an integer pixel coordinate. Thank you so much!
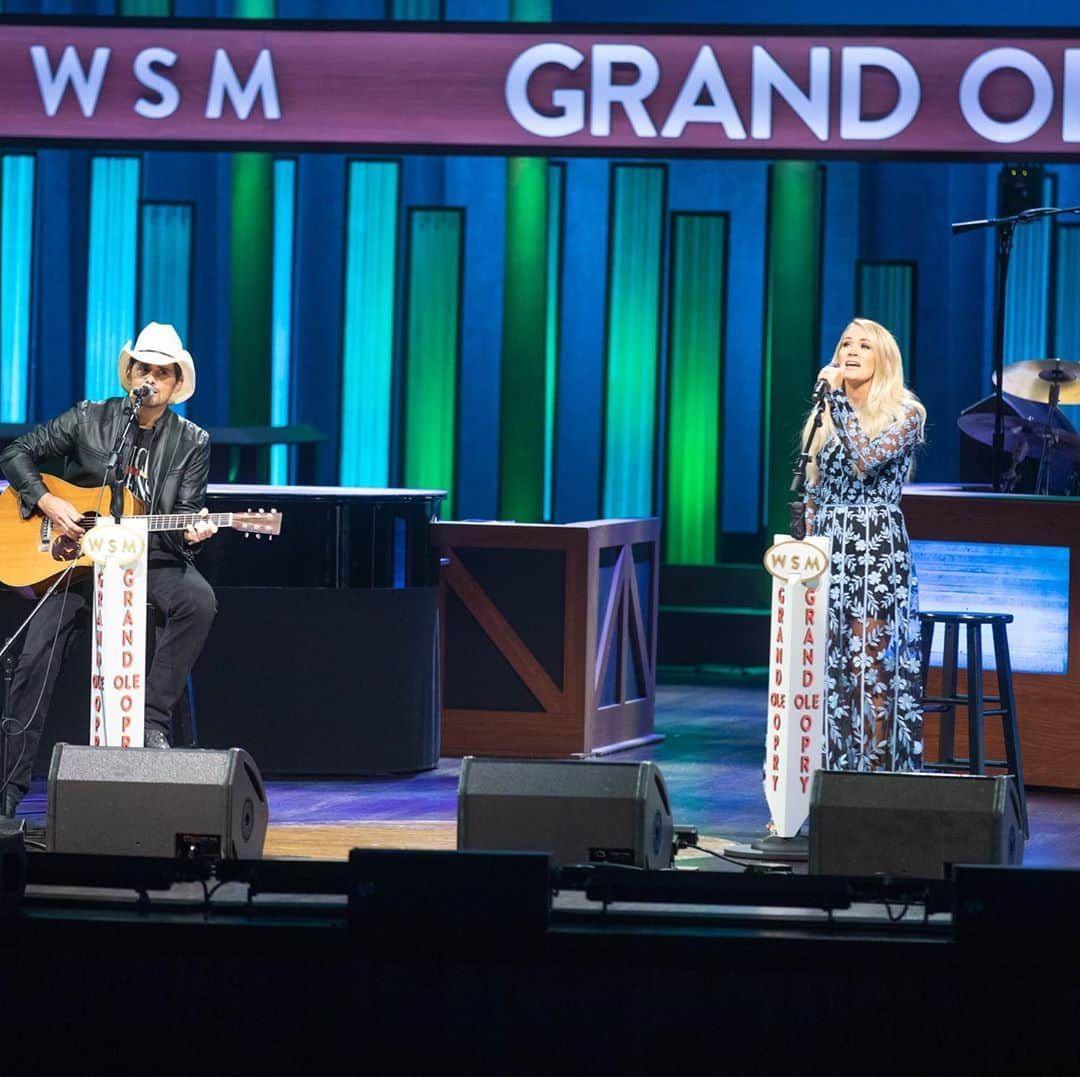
[{"left": 51, "top": 535, "right": 81, "bottom": 563}]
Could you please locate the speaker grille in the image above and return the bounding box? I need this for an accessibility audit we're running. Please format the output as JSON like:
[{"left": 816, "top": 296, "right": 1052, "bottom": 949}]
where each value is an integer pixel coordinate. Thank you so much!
[
  {"left": 809, "top": 770, "right": 1023, "bottom": 878},
  {"left": 457, "top": 758, "right": 673, "bottom": 869},
  {"left": 47, "top": 744, "right": 268, "bottom": 859}
]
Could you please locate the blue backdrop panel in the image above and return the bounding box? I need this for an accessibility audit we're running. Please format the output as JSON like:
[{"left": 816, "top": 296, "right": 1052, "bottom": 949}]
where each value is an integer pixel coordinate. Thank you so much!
[
  {"left": 445, "top": 155, "right": 505, "bottom": 520},
  {"left": 552, "top": 0, "right": 1073, "bottom": 25},
  {"left": 860, "top": 162, "right": 989, "bottom": 483},
  {"left": 554, "top": 157, "right": 609, "bottom": 524},
  {"left": 602, "top": 163, "right": 666, "bottom": 520},
  {"left": 271, "top": 157, "right": 297, "bottom": 485},
  {"left": 340, "top": 159, "right": 399, "bottom": 488},
  {"left": 139, "top": 199, "right": 193, "bottom": 416},
  {"left": 544, "top": 161, "right": 564, "bottom": 521},
  {"left": 275, "top": 0, "right": 385, "bottom": 14},
  {"left": 291, "top": 153, "right": 347, "bottom": 485},
  {"left": 820, "top": 162, "right": 859, "bottom": 359},
  {"left": 85, "top": 156, "right": 139, "bottom": 403},
  {"left": 1, "top": 154, "right": 35, "bottom": 424},
  {"left": 142, "top": 150, "right": 233, "bottom": 428},
  {"left": 1004, "top": 175, "right": 1054, "bottom": 369},
  {"left": 447, "top": 0, "right": 510, "bottom": 17},
  {"left": 667, "top": 159, "right": 769, "bottom": 537},
  {"left": 30, "top": 150, "right": 90, "bottom": 418}
]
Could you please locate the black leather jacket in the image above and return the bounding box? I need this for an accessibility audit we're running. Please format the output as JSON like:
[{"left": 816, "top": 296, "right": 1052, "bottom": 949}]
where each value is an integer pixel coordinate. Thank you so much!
[{"left": 0, "top": 398, "right": 210, "bottom": 562}]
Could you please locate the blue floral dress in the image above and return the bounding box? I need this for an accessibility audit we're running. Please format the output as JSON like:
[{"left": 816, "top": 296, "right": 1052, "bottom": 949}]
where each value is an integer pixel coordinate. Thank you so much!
[{"left": 806, "top": 389, "right": 923, "bottom": 771}]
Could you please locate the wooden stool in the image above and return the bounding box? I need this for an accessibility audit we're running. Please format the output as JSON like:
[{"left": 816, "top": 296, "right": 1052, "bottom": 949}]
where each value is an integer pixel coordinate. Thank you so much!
[{"left": 919, "top": 611, "right": 1028, "bottom": 836}]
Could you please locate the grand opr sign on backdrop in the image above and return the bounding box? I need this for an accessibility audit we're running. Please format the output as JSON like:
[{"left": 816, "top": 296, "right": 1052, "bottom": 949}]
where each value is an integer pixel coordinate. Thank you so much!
[{"left": 1, "top": 23, "right": 1079, "bottom": 154}]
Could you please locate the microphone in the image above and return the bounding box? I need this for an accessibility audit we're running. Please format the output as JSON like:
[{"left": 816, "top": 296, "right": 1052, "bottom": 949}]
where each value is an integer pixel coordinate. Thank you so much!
[
  {"left": 951, "top": 217, "right": 995, "bottom": 235},
  {"left": 811, "top": 377, "right": 830, "bottom": 404},
  {"left": 130, "top": 384, "right": 155, "bottom": 401}
]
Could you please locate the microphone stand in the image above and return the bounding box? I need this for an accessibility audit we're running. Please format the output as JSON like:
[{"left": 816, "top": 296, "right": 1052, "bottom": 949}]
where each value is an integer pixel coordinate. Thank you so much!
[
  {"left": 107, "top": 393, "right": 145, "bottom": 522},
  {"left": 951, "top": 205, "right": 1080, "bottom": 492},
  {"left": 789, "top": 382, "right": 829, "bottom": 540}
]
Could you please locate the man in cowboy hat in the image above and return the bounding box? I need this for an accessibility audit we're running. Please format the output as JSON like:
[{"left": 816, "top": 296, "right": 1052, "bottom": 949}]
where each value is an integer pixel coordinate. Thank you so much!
[{"left": 0, "top": 322, "right": 217, "bottom": 818}]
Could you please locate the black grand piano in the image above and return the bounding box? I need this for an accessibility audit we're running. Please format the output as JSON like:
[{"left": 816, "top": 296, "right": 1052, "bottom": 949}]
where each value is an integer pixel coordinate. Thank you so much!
[{"left": 0, "top": 483, "right": 447, "bottom": 779}]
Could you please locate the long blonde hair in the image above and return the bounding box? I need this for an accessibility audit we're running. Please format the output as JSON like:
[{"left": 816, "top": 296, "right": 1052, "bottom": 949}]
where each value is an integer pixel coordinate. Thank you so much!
[{"left": 803, "top": 318, "right": 926, "bottom": 484}]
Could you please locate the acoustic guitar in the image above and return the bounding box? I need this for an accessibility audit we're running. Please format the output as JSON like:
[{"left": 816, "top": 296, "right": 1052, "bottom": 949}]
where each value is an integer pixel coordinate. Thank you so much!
[{"left": 0, "top": 474, "right": 281, "bottom": 594}]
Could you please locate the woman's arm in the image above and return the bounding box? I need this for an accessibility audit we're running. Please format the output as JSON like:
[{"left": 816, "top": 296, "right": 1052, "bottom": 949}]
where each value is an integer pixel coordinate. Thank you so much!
[{"left": 827, "top": 390, "right": 921, "bottom": 474}]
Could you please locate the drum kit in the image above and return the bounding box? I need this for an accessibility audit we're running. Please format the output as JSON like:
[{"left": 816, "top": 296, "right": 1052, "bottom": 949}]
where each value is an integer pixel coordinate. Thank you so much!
[{"left": 958, "top": 357, "right": 1080, "bottom": 494}]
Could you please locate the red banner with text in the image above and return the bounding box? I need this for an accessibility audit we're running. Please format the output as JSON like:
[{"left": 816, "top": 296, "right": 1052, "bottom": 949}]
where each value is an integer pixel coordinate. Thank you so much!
[{"left": 1, "top": 24, "right": 1078, "bottom": 154}]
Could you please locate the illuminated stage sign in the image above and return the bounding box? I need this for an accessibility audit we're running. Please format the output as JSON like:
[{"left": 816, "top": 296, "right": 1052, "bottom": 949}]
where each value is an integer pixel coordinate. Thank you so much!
[{"left": 2, "top": 24, "right": 1080, "bottom": 154}]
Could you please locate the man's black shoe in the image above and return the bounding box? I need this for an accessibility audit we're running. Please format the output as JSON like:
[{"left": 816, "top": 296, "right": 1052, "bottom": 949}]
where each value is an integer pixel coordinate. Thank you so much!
[{"left": 144, "top": 727, "right": 171, "bottom": 749}]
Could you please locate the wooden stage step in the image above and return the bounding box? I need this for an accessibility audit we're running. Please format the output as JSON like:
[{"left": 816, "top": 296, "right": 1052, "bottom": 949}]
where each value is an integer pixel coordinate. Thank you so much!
[
  {"left": 263, "top": 822, "right": 732, "bottom": 862},
  {"left": 264, "top": 822, "right": 457, "bottom": 859}
]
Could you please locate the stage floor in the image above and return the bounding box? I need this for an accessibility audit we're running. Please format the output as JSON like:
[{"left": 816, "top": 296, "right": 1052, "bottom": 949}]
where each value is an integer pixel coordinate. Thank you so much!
[{"left": 15, "top": 682, "right": 1080, "bottom": 867}]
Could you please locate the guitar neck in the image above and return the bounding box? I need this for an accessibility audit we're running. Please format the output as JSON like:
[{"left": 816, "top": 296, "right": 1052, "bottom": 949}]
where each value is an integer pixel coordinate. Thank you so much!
[{"left": 138, "top": 512, "right": 234, "bottom": 533}]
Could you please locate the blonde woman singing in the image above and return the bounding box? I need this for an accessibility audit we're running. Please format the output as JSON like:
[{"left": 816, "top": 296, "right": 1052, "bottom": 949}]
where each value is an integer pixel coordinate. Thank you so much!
[{"left": 803, "top": 318, "right": 927, "bottom": 771}]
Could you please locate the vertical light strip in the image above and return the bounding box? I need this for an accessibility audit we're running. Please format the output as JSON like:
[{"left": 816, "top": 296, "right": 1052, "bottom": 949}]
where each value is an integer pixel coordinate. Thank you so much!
[
  {"left": 230, "top": 0, "right": 275, "bottom": 444},
  {"left": 497, "top": 0, "right": 554, "bottom": 520},
  {"left": 499, "top": 157, "right": 548, "bottom": 521},
  {"left": 1053, "top": 225, "right": 1080, "bottom": 355},
  {"left": 234, "top": 0, "right": 272, "bottom": 15},
  {"left": 1004, "top": 175, "right": 1053, "bottom": 363},
  {"left": 390, "top": 0, "right": 443, "bottom": 16},
  {"left": 857, "top": 262, "right": 915, "bottom": 379},
  {"left": 230, "top": 153, "right": 273, "bottom": 436},
  {"left": 1, "top": 155, "right": 35, "bottom": 423},
  {"left": 602, "top": 164, "right": 666, "bottom": 519},
  {"left": 140, "top": 205, "right": 192, "bottom": 342},
  {"left": 403, "top": 208, "right": 462, "bottom": 516},
  {"left": 761, "top": 161, "right": 822, "bottom": 539},
  {"left": 340, "top": 160, "right": 399, "bottom": 486},
  {"left": 139, "top": 202, "right": 192, "bottom": 416},
  {"left": 543, "top": 162, "right": 564, "bottom": 521},
  {"left": 1052, "top": 223, "right": 1080, "bottom": 429},
  {"left": 666, "top": 213, "right": 726, "bottom": 565},
  {"left": 86, "top": 156, "right": 140, "bottom": 401},
  {"left": 512, "top": 0, "right": 548, "bottom": 16},
  {"left": 270, "top": 159, "right": 296, "bottom": 485},
  {"left": 119, "top": 0, "right": 171, "bottom": 14}
]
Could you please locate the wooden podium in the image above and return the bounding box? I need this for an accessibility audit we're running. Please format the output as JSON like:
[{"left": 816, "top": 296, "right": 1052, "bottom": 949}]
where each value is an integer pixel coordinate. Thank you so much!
[
  {"left": 432, "top": 518, "right": 660, "bottom": 758},
  {"left": 904, "top": 486, "right": 1080, "bottom": 790}
]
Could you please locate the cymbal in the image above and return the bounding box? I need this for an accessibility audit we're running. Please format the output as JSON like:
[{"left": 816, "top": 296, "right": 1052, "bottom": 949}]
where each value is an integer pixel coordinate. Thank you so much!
[
  {"left": 957, "top": 412, "right": 1080, "bottom": 457},
  {"left": 997, "top": 357, "right": 1080, "bottom": 403}
]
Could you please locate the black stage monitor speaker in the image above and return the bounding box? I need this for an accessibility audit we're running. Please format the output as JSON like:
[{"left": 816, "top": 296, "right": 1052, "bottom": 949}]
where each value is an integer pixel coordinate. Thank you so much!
[
  {"left": 457, "top": 758, "right": 674, "bottom": 869},
  {"left": 47, "top": 744, "right": 268, "bottom": 859},
  {"left": 809, "top": 770, "right": 1024, "bottom": 878}
]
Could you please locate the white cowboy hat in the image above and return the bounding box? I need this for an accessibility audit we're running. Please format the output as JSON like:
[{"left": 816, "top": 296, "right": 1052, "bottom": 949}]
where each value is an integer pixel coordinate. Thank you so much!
[{"left": 118, "top": 322, "right": 196, "bottom": 405}]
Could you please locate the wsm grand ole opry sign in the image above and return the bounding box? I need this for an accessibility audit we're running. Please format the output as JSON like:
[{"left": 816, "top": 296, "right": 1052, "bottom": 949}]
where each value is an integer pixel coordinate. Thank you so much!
[{"left": 1, "top": 21, "right": 1079, "bottom": 155}]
